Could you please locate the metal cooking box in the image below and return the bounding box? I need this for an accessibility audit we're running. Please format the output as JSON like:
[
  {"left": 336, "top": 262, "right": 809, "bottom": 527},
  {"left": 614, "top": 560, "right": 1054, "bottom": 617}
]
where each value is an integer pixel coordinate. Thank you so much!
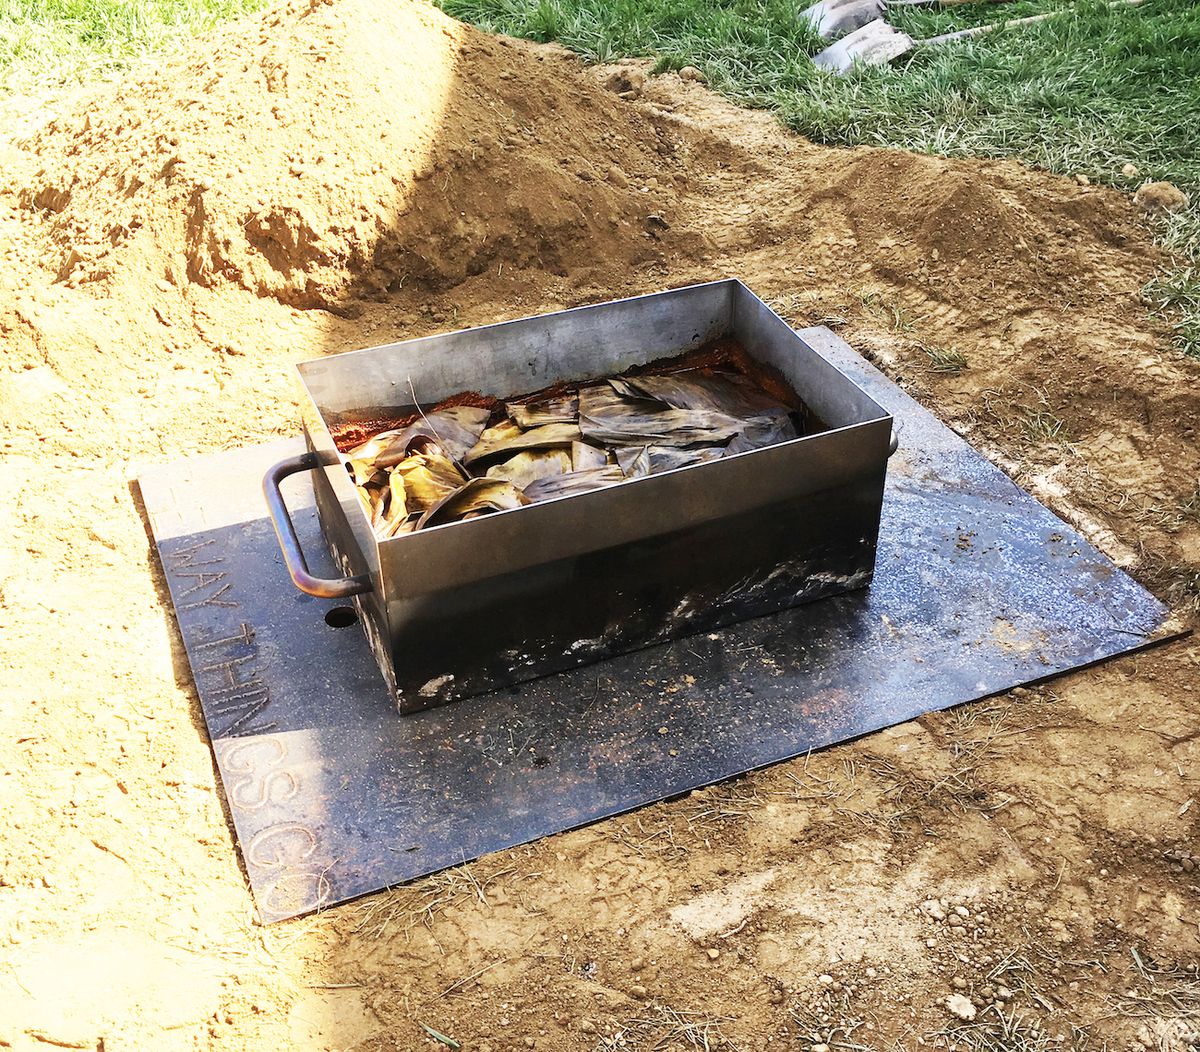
[{"left": 265, "top": 280, "right": 895, "bottom": 713}]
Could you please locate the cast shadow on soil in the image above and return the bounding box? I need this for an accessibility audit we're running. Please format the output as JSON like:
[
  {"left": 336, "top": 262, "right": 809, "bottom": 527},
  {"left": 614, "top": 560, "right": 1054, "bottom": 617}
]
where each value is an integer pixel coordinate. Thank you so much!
[{"left": 127, "top": 477, "right": 210, "bottom": 735}]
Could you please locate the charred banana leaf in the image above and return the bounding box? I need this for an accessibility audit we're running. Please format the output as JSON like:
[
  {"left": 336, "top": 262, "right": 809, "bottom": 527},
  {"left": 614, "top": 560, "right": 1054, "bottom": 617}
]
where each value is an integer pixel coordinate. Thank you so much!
[
  {"left": 485, "top": 448, "right": 572, "bottom": 489},
  {"left": 612, "top": 372, "right": 789, "bottom": 418},
  {"left": 348, "top": 406, "right": 491, "bottom": 466},
  {"left": 726, "top": 410, "right": 798, "bottom": 454},
  {"left": 464, "top": 420, "right": 582, "bottom": 465},
  {"left": 523, "top": 466, "right": 626, "bottom": 502},
  {"left": 571, "top": 440, "right": 609, "bottom": 471},
  {"left": 615, "top": 444, "right": 725, "bottom": 477},
  {"left": 506, "top": 395, "right": 579, "bottom": 429},
  {"left": 343, "top": 351, "right": 807, "bottom": 537},
  {"left": 578, "top": 383, "right": 744, "bottom": 447},
  {"left": 416, "top": 477, "right": 529, "bottom": 530}
]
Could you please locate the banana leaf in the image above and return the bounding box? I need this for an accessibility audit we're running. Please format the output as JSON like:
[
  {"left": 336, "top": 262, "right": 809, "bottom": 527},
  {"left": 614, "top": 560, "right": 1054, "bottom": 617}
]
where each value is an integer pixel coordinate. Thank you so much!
[
  {"left": 416, "top": 477, "right": 529, "bottom": 530},
  {"left": 571, "top": 440, "right": 609, "bottom": 471},
  {"left": 507, "top": 395, "right": 579, "bottom": 429},
  {"left": 464, "top": 420, "right": 581, "bottom": 465},
  {"left": 523, "top": 466, "right": 627, "bottom": 502},
  {"left": 393, "top": 450, "right": 467, "bottom": 512},
  {"left": 578, "top": 382, "right": 745, "bottom": 447},
  {"left": 611, "top": 371, "right": 789, "bottom": 418},
  {"left": 726, "top": 410, "right": 799, "bottom": 454},
  {"left": 382, "top": 513, "right": 419, "bottom": 539},
  {"left": 615, "top": 444, "right": 725, "bottom": 477},
  {"left": 617, "top": 446, "right": 651, "bottom": 478},
  {"left": 348, "top": 459, "right": 389, "bottom": 487},
  {"left": 347, "top": 406, "right": 491, "bottom": 467},
  {"left": 387, "top": 472, "right": 409, "bottom": 521},
  {"left": 485, "top": 448, "right": 572, "bottom": 489},
  {"left": 355, "top": 485, "right": 375, "bottom": 520},
  {"left": 366, "top": 485, "right": 389, "bottom": 529}
]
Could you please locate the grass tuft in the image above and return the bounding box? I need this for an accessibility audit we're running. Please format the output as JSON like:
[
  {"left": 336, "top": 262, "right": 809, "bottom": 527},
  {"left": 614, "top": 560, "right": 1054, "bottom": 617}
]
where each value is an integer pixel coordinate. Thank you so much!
[
  {"left": 920, "top": 344, "right": 970, "bottom": 375},
  {"left": 0, "top": 0, "right": 265, "bottom": 95},
  {"left": 1142, "top": 206, "right": 1200, "bottom": 357},
  {"left": 928, "top": 1003, "right": 1060, "bottom": 1052},
  {"left": 604, "top": 1004, "right": 741, "bottom": 1051}
]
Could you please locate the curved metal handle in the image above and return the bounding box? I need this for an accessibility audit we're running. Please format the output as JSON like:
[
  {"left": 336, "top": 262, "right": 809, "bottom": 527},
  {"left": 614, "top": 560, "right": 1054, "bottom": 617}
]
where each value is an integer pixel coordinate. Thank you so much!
[
  {"left": 888, "top": 429, "right": 899, "bottom": 456},
  {"left": 263, "top": 451, "right": 373, "bottom": 599}
]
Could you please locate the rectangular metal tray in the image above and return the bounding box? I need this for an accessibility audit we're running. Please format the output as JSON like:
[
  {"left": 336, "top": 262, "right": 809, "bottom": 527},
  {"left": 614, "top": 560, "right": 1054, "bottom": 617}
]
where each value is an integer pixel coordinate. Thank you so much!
[{"left": 267, "top": 281, "right": 894, "bottom": 711}]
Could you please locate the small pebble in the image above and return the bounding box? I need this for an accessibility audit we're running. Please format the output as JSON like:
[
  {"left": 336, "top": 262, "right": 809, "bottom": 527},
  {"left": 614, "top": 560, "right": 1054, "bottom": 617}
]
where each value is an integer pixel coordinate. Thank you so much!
[
  {"left": 921, "top": 900, "right": 947, "bottom": 921},
  {"left": 946, "top": 994, "right": 976, "bottom": 1022},
  {"left": 707, "top": 948, "right": 720, "bottom": 960}
]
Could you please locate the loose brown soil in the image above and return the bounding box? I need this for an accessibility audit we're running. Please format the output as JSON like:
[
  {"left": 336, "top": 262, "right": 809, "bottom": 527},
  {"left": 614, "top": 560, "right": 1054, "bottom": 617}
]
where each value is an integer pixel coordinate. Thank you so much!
[{"left": 1, "top": 1, "right": 1197, "bottom": 1050}]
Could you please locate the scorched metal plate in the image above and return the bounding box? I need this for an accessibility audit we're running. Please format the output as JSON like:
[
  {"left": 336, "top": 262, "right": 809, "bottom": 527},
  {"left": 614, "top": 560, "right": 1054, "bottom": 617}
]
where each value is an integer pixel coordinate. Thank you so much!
[{"left": 137, "top": 326, "right": 1184, "bottom": 923}]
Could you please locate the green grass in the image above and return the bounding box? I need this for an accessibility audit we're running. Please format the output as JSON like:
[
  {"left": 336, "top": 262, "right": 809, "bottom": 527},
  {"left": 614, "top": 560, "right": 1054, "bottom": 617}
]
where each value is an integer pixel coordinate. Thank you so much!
[
  {"left": 1142, "top": 209, "right": 1200, "bottom": 356},
  {"left": 0, "top": 0, "right": 264, "bottom": 94},
  {"left": 440, "top": 0, "right": 1200, "bottom": 356}
]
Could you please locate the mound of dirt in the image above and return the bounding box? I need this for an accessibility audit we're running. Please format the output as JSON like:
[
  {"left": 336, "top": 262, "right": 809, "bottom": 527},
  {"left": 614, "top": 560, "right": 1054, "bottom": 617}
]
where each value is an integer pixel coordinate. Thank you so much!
[
  {"left": 7, "top": 0, "right": 1155, "bottom": 335},
  {"left": 13, "top": 0, "right": 684, "bottom": 311}
]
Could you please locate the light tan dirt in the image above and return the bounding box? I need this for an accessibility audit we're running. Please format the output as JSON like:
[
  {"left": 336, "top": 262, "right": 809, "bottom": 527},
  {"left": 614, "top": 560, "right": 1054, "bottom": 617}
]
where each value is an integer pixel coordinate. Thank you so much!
[{"left": 1, "top": 1, "right": 1198, "bottom": 1050}]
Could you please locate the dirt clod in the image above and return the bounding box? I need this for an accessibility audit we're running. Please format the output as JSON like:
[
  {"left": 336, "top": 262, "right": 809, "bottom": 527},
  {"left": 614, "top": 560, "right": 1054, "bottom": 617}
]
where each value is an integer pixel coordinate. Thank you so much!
[
  {"left": 946, "top": 994, "right": 977, "bottom": 1021},
  {"left": 604, "top": 66, "right": 646, "bottom": 97},
  {"left": 1133, "top": 180, "right": 1190, "bottom": 213}
]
